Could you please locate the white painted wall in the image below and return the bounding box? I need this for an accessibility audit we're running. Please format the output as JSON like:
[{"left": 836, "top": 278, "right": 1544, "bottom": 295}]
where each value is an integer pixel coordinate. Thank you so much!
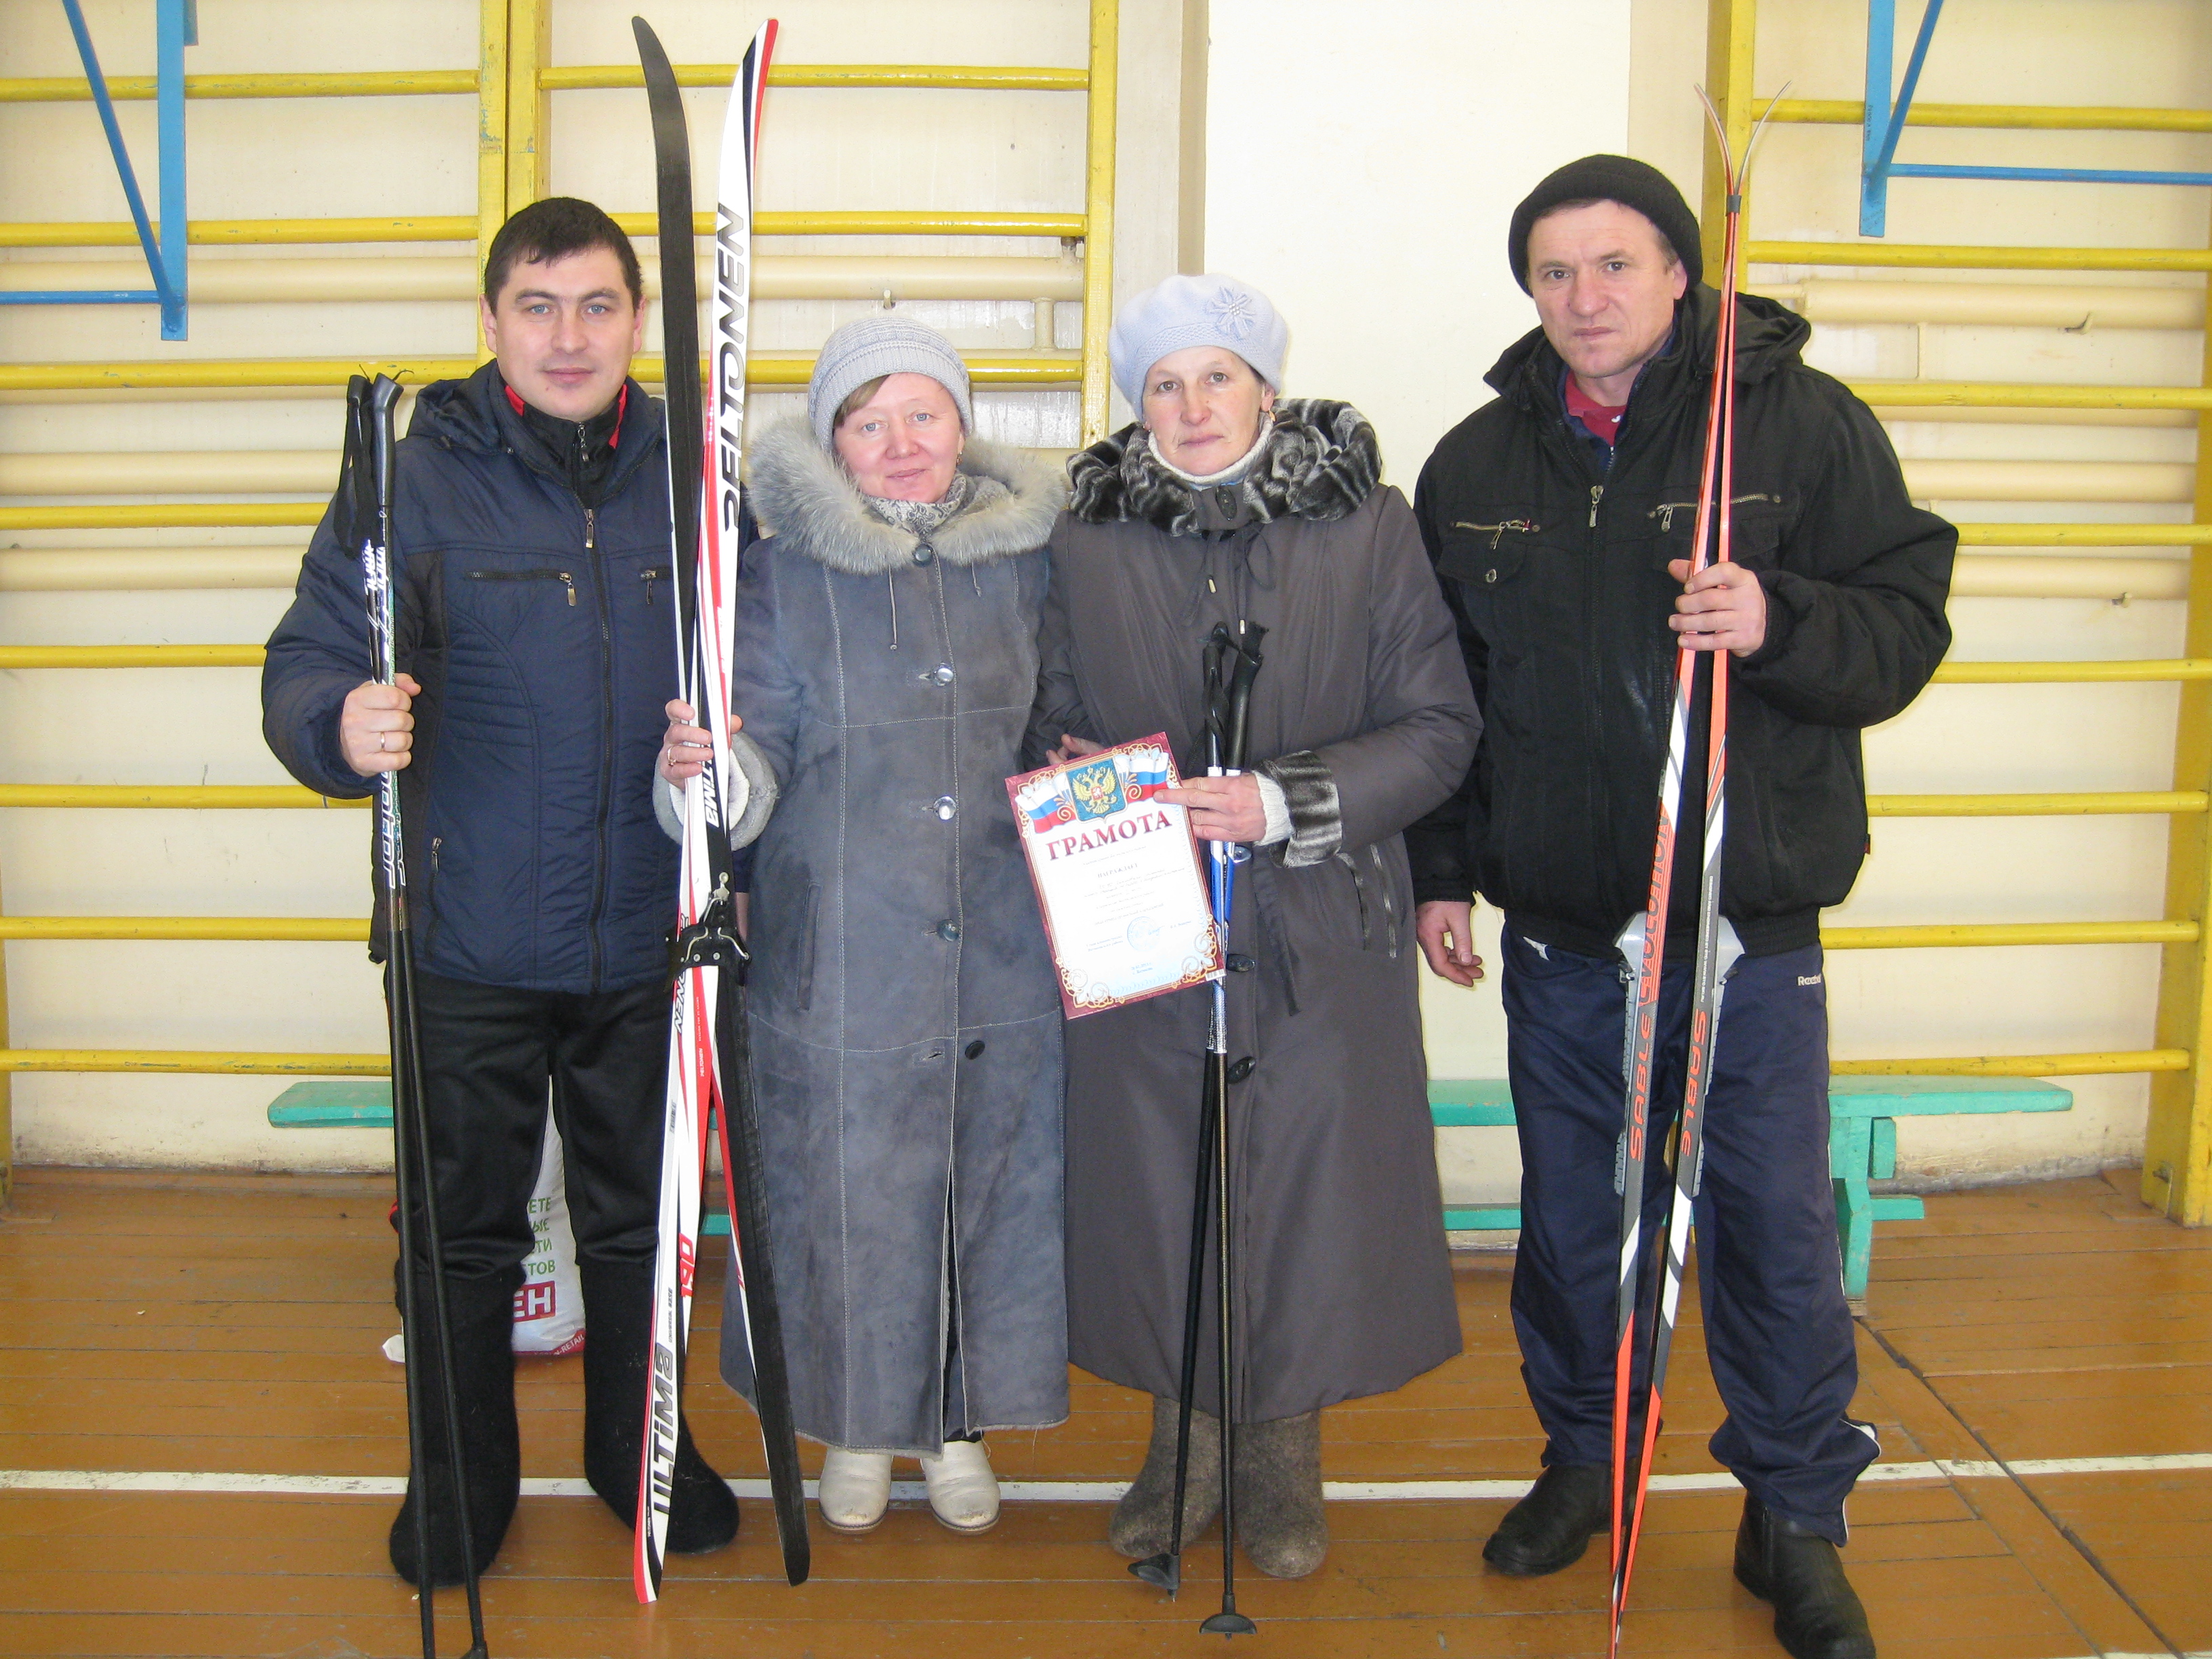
[
  {"left": 0, "top": 0, "right": 1188, "bottom": 1172},
  {"left": 1202, "top": 0, "right": 2209, "bottom": 1200},
  {"left": 2, "top": 0, "right": 2206, "bottom": 1195}
]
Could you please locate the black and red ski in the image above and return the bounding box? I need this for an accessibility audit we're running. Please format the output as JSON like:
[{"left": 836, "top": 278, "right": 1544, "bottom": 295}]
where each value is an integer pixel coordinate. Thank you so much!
[
  {"left": 1605, "top": 89, "right": 1776, "bottom": 1656},
  {"left": 632, "top": 14, "right": 808, "bottom": 1598}
]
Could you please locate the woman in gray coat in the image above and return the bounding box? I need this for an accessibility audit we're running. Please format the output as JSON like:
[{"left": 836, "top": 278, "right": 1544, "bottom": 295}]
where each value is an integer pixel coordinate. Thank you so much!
[
  {"left": 659, "top": 316, "right": 1067, "bottom": 1536},
  {"left": 1031, "top": 274, "right": 1480, "bottom": 1578}
]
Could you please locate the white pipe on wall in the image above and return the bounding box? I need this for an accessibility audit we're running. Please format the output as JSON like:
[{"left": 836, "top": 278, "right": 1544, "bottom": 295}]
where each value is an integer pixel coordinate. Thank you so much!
[
  {"left": 1902, "top": 459, "right": 2196, "bottom": 503},
  {"left": 1755, "top": 279, "right": 2205, "bottom": 330}
]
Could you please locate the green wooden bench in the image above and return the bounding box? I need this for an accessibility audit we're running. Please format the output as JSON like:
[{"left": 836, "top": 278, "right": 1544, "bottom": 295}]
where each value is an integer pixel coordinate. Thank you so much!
[
  {"left": 263, "top": 1082, "right": 743, "bottom": 1235},
  {"left": 272, "top": 1073, "right": 2075, "bottom": 1296},
  {"left": 1428, "top": 1074, "right": 2073, "bottom": 1299}
]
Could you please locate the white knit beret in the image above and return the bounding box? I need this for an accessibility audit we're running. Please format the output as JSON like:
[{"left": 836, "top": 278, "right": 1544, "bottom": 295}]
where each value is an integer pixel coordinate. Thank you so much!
[{"left": 1108, "top": 273, "right": 1289, "bottom": 410}]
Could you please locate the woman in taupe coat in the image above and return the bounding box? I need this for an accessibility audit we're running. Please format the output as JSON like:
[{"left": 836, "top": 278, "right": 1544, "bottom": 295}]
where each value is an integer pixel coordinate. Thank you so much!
[{"left": 1029, "top": 274, "right": 1481, "bottom": 1578}]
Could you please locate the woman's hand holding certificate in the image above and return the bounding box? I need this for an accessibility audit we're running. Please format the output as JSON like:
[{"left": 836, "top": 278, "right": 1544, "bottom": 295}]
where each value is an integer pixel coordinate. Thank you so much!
[{"left": 1007, "top": 735, "right": 1225, "bottom": 1017}]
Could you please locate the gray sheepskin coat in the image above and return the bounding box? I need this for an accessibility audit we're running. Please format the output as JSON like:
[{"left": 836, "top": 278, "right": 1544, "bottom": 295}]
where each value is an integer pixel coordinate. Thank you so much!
[
  {"left": 717, "top": 418, "right": 1069, "bottom": 1453},
  {"left": 1031, "top": 400, "right": 1480, "bottom": 1422}
]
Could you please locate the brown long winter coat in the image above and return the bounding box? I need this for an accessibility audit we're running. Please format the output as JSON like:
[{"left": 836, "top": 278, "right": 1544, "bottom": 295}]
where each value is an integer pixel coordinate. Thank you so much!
[{"left": 1028, "top": 401, "right": 1480, "bottom": 1422}]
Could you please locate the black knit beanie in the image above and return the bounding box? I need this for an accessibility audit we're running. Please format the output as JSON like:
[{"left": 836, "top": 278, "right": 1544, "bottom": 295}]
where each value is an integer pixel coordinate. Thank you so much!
[{"left": 1507, "top": 155, "right": 1704, "bottom": 293}]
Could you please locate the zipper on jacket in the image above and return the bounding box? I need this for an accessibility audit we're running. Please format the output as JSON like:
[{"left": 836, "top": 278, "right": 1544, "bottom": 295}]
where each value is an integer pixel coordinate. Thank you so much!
[
  {"left": 1371, "top": 844, "right": 1400, "bottom": 958},
  {"left": 1588, "top": 484, "right": 1605, "bottom": 529},
  {"left": 1651, "top": 492, "right": 1783, "bottom": 533},
  {"left": 584, "top": 504, "right": 614, "bottom": 991},
  {"left": 1453, "top": 518, "right": 1539, "bottom": 550},
  {"left": 421, "top": 836, "right": 443, "bottom": 954},
  {"left": 468, "top": 567, "right": 576, "bottom": 605},
  {"left": 640, "top": 565, "right": 670, "bottom": 605}
]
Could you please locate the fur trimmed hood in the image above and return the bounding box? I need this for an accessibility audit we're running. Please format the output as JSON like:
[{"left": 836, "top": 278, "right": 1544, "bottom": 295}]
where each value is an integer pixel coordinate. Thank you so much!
[
  {"left": 1067, "top": 398, "right": 1382, "bottom": 535},
  {"left": 747, "top": 417, "right": 1065, "bottom": 576}
]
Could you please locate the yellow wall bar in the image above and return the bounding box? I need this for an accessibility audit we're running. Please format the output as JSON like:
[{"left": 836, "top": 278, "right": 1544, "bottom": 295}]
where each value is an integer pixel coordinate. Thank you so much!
[
  {"left": 1823, "top": 920, "right": 2197, "bottom": 949},
  {"left": 1, "top": 211, "right": 1087, "bottom": 249},
  {"left": 1958, "top": 525, "right": 2212, "bottom": 547},
  {"left": 1832, "top": 1050, "right": 2190, "bottom": 1078},
  {"left": 506, "top": 0, "right": 550, "bottom": 212},
  {"left": 1700, "top": 0, "right": 1756, "bottom": 276},
  {"left": 1080, "top": 0, "right": 1119, "bottom": 446},
  {"left": 0, "top": 354, "right": 1074, "bottom": 394},
  {"left": 477, "top": 0, "right": 510, "bottom": 293},
  {"left": 0, "top": 918, "right": 367, "bottom": 941},
  {"left": 1868, "top": 791, "right": 2209, "bottom": 817},
  {"left": 0, "top": 218, "right": 479, "bottom": 248},
  {"left": 611, "top": 210, "right": 1089, "bottom": 240},
  {"left": 2145, "top": 228, "right": 2212, "bottom": 1228},
  {"left": 1750, "top": 241, "right": 2212, "bottom": 273},
  {"left": 0, "top": 645, "right": 262, "bottom": 668},
  {"left": 1765, "top": 98, "right": 2212, "bottom": 134},
  {"left": 0, "top": 507, "right": 325, "bottom": 533},
  {"left": 1852, "top": 383, "right": 2212, "bottom": 413},
  {"left": 1933, "top": 659, "right": 2212, "bottom": 683},
  {"left": 0, "top": 70, "right": 479, "bottom": 103},
  {"left": 541, "top": 64, "right": 1088, "bottom": 92},
  {"left": 0, "top": 785, "right": 365, "bottom": 808},
  {"left": 0, "top": 1050, "right": 388, "bottom": 1076}
]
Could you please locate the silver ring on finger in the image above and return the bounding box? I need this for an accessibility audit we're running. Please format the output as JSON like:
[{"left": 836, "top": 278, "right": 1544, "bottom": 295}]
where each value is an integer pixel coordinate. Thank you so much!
[{"left": 379, "top": 732, "right": 389, "bottom": 752}]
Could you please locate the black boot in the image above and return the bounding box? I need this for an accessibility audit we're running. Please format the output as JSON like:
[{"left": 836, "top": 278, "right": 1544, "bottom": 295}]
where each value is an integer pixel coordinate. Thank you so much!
[
  {"left": 579, "top": 1258, "right": 739, "bottom": 1555},
  {"left": 1482, "top": 1463, "right": 1611, "bottom": 1576},
  {"left": 1734, "top": 1496, "right": 1877, "bottom": 1659},
  {"left": 388, "top": 1269, "right": 522, "bottom": 1588},
  {"left": 1109, "top": 1395, "right": 1223, "bottom": 1559}
]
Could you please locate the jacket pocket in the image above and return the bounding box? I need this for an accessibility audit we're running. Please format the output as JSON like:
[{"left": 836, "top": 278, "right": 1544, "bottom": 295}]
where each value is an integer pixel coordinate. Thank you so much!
[
  {"left": 467, "top": 567, "right": 577, "bottom": 605},
  {"left": 1647, "top": 493, "right": 1789, "bottom": 571},
  {"left": 791, "top": 884, "right": 821, "bottom": 1013}
]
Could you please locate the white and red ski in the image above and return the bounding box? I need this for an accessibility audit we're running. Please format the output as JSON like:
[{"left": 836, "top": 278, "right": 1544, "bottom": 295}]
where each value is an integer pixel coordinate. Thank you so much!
[{"left": 634, "top": 15, "right": 806, "bottom": 1601}]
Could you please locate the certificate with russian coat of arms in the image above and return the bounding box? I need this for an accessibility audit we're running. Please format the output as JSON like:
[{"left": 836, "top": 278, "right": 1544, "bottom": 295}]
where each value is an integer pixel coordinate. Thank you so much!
[{"left": 1006, "top": 734, "right": 1223, "bottom": 1019}]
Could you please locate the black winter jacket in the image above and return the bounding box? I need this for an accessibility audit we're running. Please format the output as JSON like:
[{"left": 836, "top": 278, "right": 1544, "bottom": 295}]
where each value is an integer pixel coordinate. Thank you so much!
[
  {"left": 262, "top": 363, "right": 680, "bottom": 994},
  {"left": 1407, "top": 286, "right": 1956, "bottom": 959}
]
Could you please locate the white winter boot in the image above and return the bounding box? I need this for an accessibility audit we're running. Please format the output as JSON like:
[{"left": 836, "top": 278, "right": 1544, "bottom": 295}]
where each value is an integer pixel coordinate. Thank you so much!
[
  {"left": 817, "top": 1448, "right": 893, "bottom": 1534},
  {"left": 920, "top": 1437, "right": 1000, "bottom": 1533}
]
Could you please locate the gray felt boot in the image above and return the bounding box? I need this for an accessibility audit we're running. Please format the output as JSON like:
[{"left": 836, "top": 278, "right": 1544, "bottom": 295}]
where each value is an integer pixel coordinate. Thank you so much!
[
  {"left": 1109, "top": 1395, "right": 1223, "bottom": 1558},
  {"left": 1234, "top": 1409, "right": 1328, "bottom": 1578}
]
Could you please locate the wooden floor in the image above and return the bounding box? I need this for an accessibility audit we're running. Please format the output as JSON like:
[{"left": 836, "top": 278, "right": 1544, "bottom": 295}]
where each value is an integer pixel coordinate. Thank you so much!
[{"left": 2, "top": 1167, "right": 2208, "bottom": 1658}]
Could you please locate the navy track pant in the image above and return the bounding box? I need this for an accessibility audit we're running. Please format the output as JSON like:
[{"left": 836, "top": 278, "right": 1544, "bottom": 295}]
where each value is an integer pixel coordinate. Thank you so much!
[{"left": 1500, "top": 924, "right": 1878, "bottom": 1541}]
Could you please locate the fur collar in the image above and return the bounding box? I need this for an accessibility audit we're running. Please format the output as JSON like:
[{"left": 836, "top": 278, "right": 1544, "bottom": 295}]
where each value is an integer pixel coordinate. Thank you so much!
[
  {"left": 747, "top": 417, "right": 1065, "bottom": 575},
  {"left": 1067, "top": 398, "right": 1381, "bottom": 534}
]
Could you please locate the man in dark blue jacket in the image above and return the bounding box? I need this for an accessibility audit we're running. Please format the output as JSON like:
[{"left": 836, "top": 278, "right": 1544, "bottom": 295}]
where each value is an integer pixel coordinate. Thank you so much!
[
  {"left": 263, "top": 197, "right": 737, "bottom": 1585},
  {"left": 1410, "top": 159, "right": 1955, "bottom": 1659}
]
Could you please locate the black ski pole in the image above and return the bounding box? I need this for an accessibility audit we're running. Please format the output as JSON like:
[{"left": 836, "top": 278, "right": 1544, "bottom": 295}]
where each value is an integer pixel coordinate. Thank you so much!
[
  {"left": 355, "top": 373, "right": 489, "bottom": 1659},
  {"left": 1132, "top": 634, "right": 1234, "bottom": 1599},
  {"left": 1202, "top": 622, "right": 1265, "bottom": 1639}
]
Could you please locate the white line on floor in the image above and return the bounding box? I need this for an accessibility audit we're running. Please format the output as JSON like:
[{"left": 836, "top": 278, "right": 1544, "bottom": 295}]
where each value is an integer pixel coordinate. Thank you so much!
[{"left": 3, "top": 1452, "right": 2209, "bottom": 1502}]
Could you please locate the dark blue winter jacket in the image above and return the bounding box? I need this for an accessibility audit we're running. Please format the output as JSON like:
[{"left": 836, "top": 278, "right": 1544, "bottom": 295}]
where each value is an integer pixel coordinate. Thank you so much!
[{"left": 262, "top": 363, "right": 680, "bottom": 994}]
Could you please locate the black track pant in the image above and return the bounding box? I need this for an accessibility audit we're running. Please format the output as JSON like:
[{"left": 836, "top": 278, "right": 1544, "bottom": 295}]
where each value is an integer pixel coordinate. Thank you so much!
[
  {"left": 397, "top": 970, "right": 669, "bottom": 1281},
  {"left": 1499, "top": 924, "right": 1878, "bottom": 1543}
]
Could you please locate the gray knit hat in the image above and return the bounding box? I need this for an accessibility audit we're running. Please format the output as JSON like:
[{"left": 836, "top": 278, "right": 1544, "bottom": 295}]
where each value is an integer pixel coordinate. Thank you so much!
[
  {"left": 1109, "top": 273, "right": 1288, "bottom": 410},
  {"left": 807, "top": 314, "right": 973, "bottom": 449}
]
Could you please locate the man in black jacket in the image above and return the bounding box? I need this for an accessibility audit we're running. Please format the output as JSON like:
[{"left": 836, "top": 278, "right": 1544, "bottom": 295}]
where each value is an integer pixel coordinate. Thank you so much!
[
  {"left": 262, "top": 197, "right": 736, "bottom": 1584},
  {"left": 1409, "top": 156, "right": 1954, "bottom": 1659}
]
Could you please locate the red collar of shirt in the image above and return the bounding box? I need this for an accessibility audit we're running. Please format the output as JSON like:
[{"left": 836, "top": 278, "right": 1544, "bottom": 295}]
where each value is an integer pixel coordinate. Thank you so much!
[
  {"left": 1563, "top": 375, "right": 1626, "bottom": 446},
  {"left": 504, "top": 380, "right": 627, "bottom": 447}
]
